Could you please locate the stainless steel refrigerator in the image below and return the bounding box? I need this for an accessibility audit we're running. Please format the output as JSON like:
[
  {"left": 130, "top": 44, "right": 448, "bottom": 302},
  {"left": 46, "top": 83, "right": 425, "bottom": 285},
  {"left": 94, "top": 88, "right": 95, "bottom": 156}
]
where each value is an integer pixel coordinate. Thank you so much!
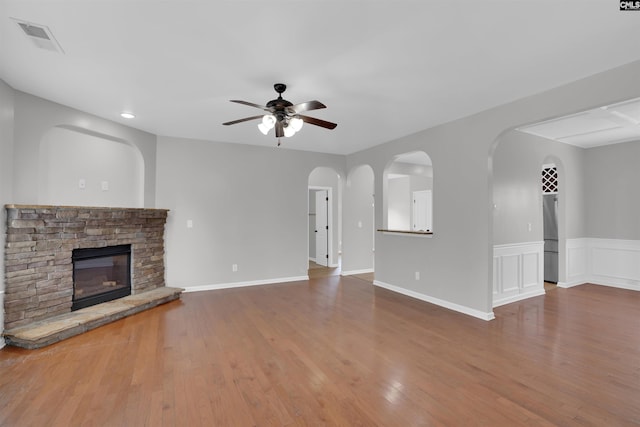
[{"left": 543, "top": 194, "right": 558, "bottom": 283}]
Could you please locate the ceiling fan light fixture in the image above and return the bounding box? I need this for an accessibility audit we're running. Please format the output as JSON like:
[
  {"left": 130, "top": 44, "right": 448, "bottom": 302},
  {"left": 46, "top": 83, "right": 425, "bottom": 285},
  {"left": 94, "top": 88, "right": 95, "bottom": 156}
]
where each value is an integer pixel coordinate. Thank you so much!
[
  {"left": 258, "top": 123, "right": 270, "bottom": 135},
  {"left": 262, "top": 114, "right": 276, "bottom": 129},
  {"left": 223, "top": 83, "right": 337, "bottom": 145},
  {"left": 290, "top": 116, "right": 303, "bottom": 132},
  {"left": 283, "top": 123, "right": 296, "bottom": 138}
]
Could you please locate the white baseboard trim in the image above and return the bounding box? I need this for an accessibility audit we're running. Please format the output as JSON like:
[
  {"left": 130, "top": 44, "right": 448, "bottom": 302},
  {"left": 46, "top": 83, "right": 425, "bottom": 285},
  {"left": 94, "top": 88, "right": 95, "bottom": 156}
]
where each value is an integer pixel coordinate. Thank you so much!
[
  {"left": 341, "top": 268, "right": 374, "bottom": 276},
  {"left": 182, "top": 275, "right": 310, "bottom": 293},
  {"left": 373, "top": 280, "right": 495, "bottom": 321},
  {"left": 556, "top": 280, "right": 583, "bottom": 289},
  {"left": 589, "top": 279, "right": 640, "bottom": 292},
  {"left": 492, "top": 288, "right": 545, "bottom": 307}
]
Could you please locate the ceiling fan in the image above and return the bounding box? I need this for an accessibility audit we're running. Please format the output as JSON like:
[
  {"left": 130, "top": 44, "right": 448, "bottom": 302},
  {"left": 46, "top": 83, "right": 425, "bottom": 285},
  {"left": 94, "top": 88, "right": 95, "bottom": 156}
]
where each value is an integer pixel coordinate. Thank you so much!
[{"left": 223, "top": 83, "right": 337, "bottom": 145}]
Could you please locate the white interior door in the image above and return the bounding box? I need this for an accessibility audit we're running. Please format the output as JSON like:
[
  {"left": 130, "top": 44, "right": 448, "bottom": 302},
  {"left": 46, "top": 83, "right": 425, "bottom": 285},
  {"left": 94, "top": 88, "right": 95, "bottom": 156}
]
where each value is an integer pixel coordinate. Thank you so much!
[
  {"left": 412, "top": 190, "right": 432, "bottom": 232},
  {"left": 315, "top": 190, "right": 329, "bottom": 266}
]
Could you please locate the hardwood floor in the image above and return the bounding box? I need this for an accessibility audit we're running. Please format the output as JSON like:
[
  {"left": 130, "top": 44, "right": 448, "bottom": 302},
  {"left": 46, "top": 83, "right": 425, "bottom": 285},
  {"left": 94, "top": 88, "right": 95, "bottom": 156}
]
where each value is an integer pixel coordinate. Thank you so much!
[
  {"left": 1, "top": 278, "right": 639, "bottom": 426},
  {"left": 308, "top": 260, "right": 341, "bottom": 279}
]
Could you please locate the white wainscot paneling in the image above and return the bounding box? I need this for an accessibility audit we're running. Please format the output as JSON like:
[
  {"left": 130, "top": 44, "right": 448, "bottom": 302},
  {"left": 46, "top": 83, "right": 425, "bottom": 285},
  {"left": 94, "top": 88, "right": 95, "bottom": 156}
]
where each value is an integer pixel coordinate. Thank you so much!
[
  {"left": 493, "top": 242, "right": 545, "bottom": 307},
  {"left": 589, "top": 239, "right": 640, "bottom": 291},
  {"left": 561, "top": 238, "right": 588, "bottom": 288}
]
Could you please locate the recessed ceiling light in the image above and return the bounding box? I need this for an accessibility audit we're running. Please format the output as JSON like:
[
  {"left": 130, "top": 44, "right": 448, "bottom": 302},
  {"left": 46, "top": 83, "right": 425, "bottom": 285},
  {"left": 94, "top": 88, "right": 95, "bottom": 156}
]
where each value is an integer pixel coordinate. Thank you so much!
[{"left": 120, "top": 112, "right": 135, "bottom": 119}]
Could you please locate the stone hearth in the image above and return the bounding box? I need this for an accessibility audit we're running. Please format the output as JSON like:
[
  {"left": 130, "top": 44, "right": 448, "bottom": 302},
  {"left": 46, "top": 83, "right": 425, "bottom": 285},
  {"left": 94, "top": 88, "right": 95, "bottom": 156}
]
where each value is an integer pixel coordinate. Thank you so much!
[
  {"left": 4, "top": 286, "right": 182, "bottom": 349},
  {"left": 4, "top": 205, "right": 172, "bottom": 333}
]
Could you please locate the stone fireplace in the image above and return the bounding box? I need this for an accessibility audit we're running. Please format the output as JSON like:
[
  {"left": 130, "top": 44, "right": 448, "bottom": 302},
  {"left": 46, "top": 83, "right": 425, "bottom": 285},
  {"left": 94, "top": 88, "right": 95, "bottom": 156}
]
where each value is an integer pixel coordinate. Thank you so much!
[
  {"left": 4, "top": 205, "right": 169, "bottom": 331},
  {"left": 72, "top": 244, "right": 132, "bottom": 310}
]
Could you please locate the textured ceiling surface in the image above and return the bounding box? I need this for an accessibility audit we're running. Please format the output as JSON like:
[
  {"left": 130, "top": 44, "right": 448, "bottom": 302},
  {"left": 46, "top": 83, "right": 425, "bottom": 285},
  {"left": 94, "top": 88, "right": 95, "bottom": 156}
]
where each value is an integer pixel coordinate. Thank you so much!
[{"left": 1, "top": 1, "right": 640, "bottom": 154}]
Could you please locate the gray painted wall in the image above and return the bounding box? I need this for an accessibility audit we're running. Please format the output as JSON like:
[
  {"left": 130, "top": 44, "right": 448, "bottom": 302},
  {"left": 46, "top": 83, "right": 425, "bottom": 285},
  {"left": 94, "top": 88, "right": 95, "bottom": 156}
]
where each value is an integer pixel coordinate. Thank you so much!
[
  {"left": 492, "top": 130, "right": 586, "bottom": 245},
  {"left": 308, "top": 190, "right": 316, "bottom": 259},
  {"left": 387, "top": 176, "right": 410, "bottom": 230},
  {"left": 38, "top": 126, "right": 144, "bottom": 207},
  {"left": 11, "top": 91, "right": 157, "bottom": 207},
  {"left": 155, "top": 136, "right": 345, "bottom": 289},
  {"left": 346, "top": 60, "right": 640, "bottom": 316},
  {"left": 0, "top": 79, "right": 15, "bottom": 335},
  {"left": 342, "top": 165, "right": 375, "bottom": 273},
  {"left": 585, "top": 140, "right": 640, "bottom": 240}
]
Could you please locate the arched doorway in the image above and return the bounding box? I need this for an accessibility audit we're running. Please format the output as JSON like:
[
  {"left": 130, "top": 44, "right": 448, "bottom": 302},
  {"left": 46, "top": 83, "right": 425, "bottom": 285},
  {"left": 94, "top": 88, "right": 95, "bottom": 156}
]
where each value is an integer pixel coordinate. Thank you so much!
[
  {"left": 308, "top": 167, "right": 341, "bottom": 277},
  {"left": 542, "top": 162, "right": 559, "bottom": 287}
]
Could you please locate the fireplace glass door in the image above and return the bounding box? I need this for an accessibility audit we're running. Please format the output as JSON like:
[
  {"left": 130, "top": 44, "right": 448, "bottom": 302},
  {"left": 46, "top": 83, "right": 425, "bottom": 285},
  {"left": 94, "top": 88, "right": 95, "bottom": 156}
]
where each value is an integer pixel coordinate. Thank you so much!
[{"left": 72, "top": 244, "right": 131, "bottom": 310}]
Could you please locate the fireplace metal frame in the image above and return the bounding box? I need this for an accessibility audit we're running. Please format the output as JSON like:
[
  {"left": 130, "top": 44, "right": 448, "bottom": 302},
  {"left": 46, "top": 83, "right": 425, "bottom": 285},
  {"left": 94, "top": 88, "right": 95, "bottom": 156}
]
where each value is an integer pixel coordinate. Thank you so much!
[{"left": 71, "top": 244, "right": 132, "bottom": 311}]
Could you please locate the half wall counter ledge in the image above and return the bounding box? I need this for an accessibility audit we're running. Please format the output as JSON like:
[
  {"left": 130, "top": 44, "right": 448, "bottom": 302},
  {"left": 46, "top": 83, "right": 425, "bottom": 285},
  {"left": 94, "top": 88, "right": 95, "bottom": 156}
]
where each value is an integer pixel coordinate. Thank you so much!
[
  {"left": 377, "top": 229, "right": 434, "bottom": 236},
  {"left": 3, "top": 204, "right": 183, "bottom": 349}
]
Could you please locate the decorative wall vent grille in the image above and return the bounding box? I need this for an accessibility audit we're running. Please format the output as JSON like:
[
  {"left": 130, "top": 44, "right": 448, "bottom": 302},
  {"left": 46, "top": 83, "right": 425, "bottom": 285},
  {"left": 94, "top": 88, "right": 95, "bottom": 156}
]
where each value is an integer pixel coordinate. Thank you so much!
[{"left": 542, "top": 166, "right": 558, "bottom": 194}]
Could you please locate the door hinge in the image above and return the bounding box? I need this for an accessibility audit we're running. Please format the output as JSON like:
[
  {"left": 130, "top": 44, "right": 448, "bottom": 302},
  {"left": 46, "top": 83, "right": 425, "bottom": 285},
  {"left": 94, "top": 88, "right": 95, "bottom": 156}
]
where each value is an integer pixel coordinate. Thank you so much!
[
  {"left": 326, "top": 197, "right": 329, "bottom": 201},
  {"left": 326, "top": 254, "right": 329, "bottom": 258},
  {"left": 325, "top": 225, "right": 329, "bottom": 230}
]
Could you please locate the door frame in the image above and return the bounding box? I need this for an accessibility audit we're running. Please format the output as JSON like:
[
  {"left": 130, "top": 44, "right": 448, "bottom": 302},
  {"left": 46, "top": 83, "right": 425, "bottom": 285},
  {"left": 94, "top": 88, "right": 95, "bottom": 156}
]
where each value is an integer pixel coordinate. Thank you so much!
[
  {"left": 309, "top": 186, "right": 334, "bottom": 267},
  {"left": 412, "top": 189, "right": 433, "bottom": 232}
]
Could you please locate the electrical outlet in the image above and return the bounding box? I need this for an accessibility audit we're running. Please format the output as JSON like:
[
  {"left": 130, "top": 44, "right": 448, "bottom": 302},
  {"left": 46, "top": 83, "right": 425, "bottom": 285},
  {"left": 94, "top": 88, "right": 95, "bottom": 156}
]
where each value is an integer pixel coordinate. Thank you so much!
[
  {"left": 415, "top": 271, "right": 420, "bottom": 280},
  {"left": 78, "top": 178, "right": 86, "bottom": 189},
  {"left": 232, "top": 264, "right": 238, "bottom": 272},
  {"left": 101, "top": 181, "right": 109, "bottom": 191}
]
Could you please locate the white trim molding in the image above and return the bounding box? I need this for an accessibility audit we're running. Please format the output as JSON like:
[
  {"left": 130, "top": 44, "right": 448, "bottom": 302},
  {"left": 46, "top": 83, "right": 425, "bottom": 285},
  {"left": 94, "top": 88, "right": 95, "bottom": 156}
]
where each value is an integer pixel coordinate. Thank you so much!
[
  {"left": 587, "top": 238, "right": 640, "bottom": 291},
  {"left": 560, "top": 238, "right": 589, "bottom": 288},
  {"left": 559, "top": 238, "right": 640, "bottom": 290},
  {"left": 182, "top": 275, "right": 310, "bottom": 293},
  {"left": 341, "top": 268, "right": 374, "bottom": 276},
  {"left": 373, "top": 280, "right": 495, "bottom": 321},
  {"left": 493, "top": 241, "right": 545, "bottom": 307}
]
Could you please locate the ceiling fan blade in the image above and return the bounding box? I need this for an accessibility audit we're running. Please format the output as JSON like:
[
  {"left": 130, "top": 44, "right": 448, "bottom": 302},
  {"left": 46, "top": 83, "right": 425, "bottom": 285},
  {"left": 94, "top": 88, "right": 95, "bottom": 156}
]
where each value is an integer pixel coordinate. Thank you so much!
[
  {"left": 230, "top": 100, "right": 272, "bottom": 112},
  {"left": 299, "top": 115, "right": 337, "bottom": 130},
  {"left": 286, "top": 100, "right": 326, "bottom": 114},
  {"left": 275, "top": 121, "right": 284, "bottom": 138},
  {"left": 222, "top": 115, "right": 263, "bottom": 126}
]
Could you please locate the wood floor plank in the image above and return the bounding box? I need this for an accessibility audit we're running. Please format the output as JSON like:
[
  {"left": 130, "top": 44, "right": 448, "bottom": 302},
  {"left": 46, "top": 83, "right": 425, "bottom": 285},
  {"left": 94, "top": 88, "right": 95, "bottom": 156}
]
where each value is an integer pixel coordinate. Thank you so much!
[{"left": 1, "top": 280, "right": 640, "bottom": 426}]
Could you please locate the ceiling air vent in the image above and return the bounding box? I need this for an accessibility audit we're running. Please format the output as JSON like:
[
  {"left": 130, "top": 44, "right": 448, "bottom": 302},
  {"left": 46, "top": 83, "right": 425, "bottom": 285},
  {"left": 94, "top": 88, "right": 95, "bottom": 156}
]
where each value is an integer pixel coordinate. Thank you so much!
[{"left": 13, "top": 18, "right": 64, "bottom": 54}]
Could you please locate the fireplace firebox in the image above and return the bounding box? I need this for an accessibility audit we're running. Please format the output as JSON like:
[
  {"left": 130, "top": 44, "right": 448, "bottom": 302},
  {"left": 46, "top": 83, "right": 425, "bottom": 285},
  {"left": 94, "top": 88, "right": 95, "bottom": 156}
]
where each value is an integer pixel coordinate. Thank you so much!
[{"left": 72, "top": 244, "right": 132, "bottom": 311}]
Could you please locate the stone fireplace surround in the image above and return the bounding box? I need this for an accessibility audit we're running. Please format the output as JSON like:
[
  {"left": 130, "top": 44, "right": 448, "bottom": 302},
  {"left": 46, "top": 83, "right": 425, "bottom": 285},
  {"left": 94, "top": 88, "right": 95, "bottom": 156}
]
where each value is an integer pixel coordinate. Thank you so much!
[{"left": 4, "top": 205, "right": 169, "bottom": 332}]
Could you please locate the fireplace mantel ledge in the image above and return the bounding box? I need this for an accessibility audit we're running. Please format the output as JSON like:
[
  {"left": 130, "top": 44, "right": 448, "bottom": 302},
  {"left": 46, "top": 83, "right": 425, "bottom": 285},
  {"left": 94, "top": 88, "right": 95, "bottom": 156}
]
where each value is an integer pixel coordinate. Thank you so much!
[{"left": 5, "top": 204, "right": 169, "bottom": 212}]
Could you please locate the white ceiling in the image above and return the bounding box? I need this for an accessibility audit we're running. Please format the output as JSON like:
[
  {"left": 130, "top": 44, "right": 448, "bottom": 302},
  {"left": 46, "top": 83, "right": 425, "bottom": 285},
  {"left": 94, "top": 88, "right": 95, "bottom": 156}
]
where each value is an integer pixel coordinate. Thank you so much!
[
  {"left": 1, "top": 1, "right": 640, "bottom": 155},
  {"left": 517, "top": 97, "right": 640, "bottom": 148}
]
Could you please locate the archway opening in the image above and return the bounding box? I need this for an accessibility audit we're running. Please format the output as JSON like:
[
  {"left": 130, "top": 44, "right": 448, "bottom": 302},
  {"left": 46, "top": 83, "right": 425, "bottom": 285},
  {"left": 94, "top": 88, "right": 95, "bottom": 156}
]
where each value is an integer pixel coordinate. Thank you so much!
[
  {"left": 383, "top": 151, "right": 432, "bottom": 232},
  {"left": 308, "top": 167, "right": 341, "bottom": 277}
]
